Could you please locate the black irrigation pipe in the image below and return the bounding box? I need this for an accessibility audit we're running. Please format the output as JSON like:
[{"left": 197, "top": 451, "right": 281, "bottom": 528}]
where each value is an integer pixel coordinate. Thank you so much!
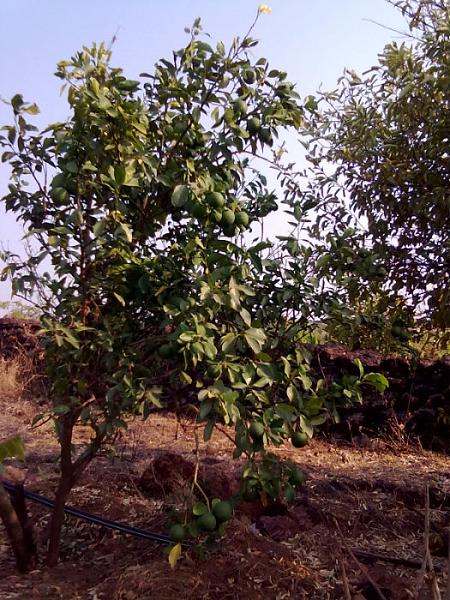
[{"left": 1, "top": 479, "right": 191, "bottom": 547}]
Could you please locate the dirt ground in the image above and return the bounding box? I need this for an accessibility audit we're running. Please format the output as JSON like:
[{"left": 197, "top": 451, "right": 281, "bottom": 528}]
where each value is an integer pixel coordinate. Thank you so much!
[{"left": 0, "top": 390, "right": 449, "bottom": 599}]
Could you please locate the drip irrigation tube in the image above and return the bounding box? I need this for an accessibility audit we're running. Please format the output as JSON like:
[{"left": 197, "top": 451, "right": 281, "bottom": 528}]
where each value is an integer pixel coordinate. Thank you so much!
[{"left": 1, "top": 479, "right": 191, "bottom": 547}]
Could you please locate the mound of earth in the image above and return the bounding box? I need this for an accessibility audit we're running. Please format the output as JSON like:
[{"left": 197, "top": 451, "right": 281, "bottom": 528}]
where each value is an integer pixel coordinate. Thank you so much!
[
  {"left": 313, "top": 343, "right": 450, "bottom": 451},
  {"left": 0, "top": 318, "right": 41, "bottom": 361},
  {"left": 1, "top": 318, "right": 448, "bottom": 450}
]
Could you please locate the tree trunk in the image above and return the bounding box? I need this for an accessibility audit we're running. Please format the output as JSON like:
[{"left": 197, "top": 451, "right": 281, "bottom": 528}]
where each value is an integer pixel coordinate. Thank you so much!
[
  {"left": 10, "top": 483, "right": 37, "bottom": 566},
  {"left": 46, "top": 417, "right": 74, "bottom": 567},
  {"left": 46, "top": 469, "right": 73, "bottom": 567},
  {"left": 45, "top": 417, "right": 106, "bottom": 567},
  {"left": 0, "top": 482, "right": 33, "bottom": 573}
]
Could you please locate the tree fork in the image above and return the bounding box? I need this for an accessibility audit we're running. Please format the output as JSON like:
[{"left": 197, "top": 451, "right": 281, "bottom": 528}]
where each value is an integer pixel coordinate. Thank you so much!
[{"left": 46, "top": 419, "right": 105, "bottom": 566}]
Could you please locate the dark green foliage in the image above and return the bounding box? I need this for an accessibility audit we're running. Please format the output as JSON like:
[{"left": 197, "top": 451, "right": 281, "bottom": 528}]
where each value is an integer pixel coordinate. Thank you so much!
[
  {"left": 0, "top": 15, "right": 390, "bottom": 563},
  {"left": 301, "top": 0, "right": 450, "bottom": 336}
]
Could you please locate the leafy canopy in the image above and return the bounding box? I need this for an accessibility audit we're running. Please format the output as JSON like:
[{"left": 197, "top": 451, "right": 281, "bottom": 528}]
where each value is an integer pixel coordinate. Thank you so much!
[
  {"left": 301, "top": 0, "right": 450, "bottom": 332},
  {"left": 0, "top": 16, "right": 389, "bottom": 563},
  {"left": 0, "top": 20, "right": 317, "bottom": 485}
]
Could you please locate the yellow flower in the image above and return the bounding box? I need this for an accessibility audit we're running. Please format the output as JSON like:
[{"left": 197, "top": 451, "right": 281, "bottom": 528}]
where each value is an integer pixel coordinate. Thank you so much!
[{"left": 258, "top": 4, "right": 272, "bottom": 14}]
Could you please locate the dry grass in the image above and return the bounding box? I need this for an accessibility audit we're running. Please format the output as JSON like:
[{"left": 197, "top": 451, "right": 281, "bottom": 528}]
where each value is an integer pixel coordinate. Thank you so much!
[
  {"left": 0, "top": 357, "right": 44, "bottom": 442},
  {"left": 0, "top": 358, "right": 23, "bottom": 400},
  {"left": 0, "top": 351, "right": 46, "bottom": 405}
]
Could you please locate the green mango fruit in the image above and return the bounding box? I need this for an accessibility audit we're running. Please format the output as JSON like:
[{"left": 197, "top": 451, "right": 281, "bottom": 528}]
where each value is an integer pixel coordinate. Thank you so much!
[
  {"left": 50, "top": 187, "right": 69, "bottom": 205},
  {"left": 235, "top": 211, "right": 249, "bottom": 227},
  {"left": 291, "top": 431, "right": 309, "bottom": 448},
  {"left": 247, "top": 117, "right": 261, "bottom": 135},
  {"left": 259, "top": 128, "right": 273, "bottom": 146},
  {"left": 233, "top": 98, "right": 248, "bottom": 116},
  {"left": 221, "top": 209, "right": 235, "bottom": 227},
  {"left": 197, "top": 512, "right": 217, "bottom": 532},
  {"left": 169, "top": 524, "right": 186, "bottom": 542},
  {"left": 249, "top": 421, "right": 265, "bottom": 439},
  {"left": 206, "top": 191, "right": 225, "bottom": 209},
  {"left": 212, "top": 500, "right": 233, "bottom": 523},
  {"left": 191, "top": 202, "right": 207, "bottom": 219}
]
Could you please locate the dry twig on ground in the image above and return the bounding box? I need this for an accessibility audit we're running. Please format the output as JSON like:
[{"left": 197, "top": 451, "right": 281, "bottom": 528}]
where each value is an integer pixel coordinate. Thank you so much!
[{"left": 334, "top": 517, "right": 388, "bottom": 600}]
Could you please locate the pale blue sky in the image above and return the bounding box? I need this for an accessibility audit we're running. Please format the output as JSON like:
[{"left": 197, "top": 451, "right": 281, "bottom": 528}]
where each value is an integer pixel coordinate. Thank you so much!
[{"left": 0, "top": 0, "right": 408, "bottom": 302}]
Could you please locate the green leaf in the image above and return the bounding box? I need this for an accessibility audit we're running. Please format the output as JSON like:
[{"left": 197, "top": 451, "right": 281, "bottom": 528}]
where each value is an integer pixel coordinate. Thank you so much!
[
  {"left": 180, "top": 371, "right": 192, "bottom": 384},
  {"left": 61, "top": 329, "right": 80, "bottom": 349},
  {"left": 203, "top": 418, "right": 215, "bottom": 442},
  {"left": 202, "top": 340, "right": 217, "bottom": 360},
  {"left": 23, "top": 103, "right": 40, "bottom": 115},
  {"left": 354, "top": 358, "right": 364, "bottom": 378},
  {"left": 0, "top": 436, "right": 25, "bottom": 463},
  {"left": 98, "top": 95, "right": 112, "bottom": 110},
  {"left": 239, "top": 307, "right": 252, "bottom": 327},
  {"left": 145, "top": 388, "right": 162, "bottom": 408},
  {"left": 243, "top": 328, "right": 266, "bottom": 354},
  {"left": 199, "top": 399, "right": 213, "bottom": 420},
  {"left": 113, "top": 292, "right": 126, "bottom": 306},
  {"left": 228, "top": 277, "right": 241, "bottom": 311},
  {"left": 286, "top": 383, "right": 297, "bottom": 403},
  {"left": 280, "top": 358, "right": 291, "bottom": 379},
  {"left": 117, "top": 222, "right": 133, "bottom": 243},
  {"left": 192, "top": 502, "right": 208, "bottom": 516},
  {"left": 53, "top": 404, "right": 71, "bottom": 415},
  {"left": 221, "top": 333, "right": 236, "bottom": 353},
  {"left": 257, "top": 363, "right": 279, "bottom": 382},
  {"left": 363, "top": 372, "right": 389, "bottom": 393},
  {"left": 31, "top": 413, "right": 46, "bottom": 427},
  {"left": 299, "top": 415, "right": 314, "bottom": 438},
  {"left": 171, "top": 184, "right": 190, "bottom": 208},
  {"left": 316, "top": 254, "right": 330, "bottom": 269},
  {"left": 114, "top": 165, "right": 126, "bottom": 186},
  {"left": 11, "top": 94, "right": 24, "bottom": 113},
  {"left": 296, "top": 371, "right": 312, "bottom": 391},
  {"left": 275, "top": 403, "right": 296, "bottom": 423}
]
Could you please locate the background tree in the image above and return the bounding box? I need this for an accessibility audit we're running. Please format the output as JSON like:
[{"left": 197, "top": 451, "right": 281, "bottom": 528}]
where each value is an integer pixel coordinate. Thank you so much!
[
  {"left": 0, "top": 300, "right": 41, "bottom": 320},
  {"left": 300, "top": 0, "right": 450, "bottom": 340}
]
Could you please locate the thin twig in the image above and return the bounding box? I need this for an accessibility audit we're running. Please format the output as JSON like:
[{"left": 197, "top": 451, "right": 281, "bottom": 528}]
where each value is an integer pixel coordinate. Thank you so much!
[
  {"left": 415, "top": 484, "right": 431, "bottom": 599},
  {"left": 446, "top": 527, "right": 450, "bottom": 600},
  {"left": 352, "top": 548, "right": 442, "bottom": 571},
  {"left": 426, "top": 540, "right": 442, "bottom": 600},
  {"left": 191, "top": 426, "right": 210, "bottom": 509},
  {"left": 334, "top": 518, "right": 388, "bottom": 600},
  {"left": 340, "top": 558, "right": 352, "bottom": 600},
  {"left": 362, "top": 18, "right": 421, "bottom": 40},
  {"left": 215, "top": 424, "right": 236, "bottom": 446}
]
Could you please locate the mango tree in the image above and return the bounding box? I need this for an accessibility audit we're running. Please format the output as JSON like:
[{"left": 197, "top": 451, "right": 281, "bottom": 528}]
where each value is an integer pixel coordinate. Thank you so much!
[{"left": 1, "top": 15, "right": 386, "bottom": 566}]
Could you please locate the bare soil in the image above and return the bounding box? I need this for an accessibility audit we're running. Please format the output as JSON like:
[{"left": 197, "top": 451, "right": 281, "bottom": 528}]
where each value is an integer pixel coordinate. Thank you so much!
[{"left": 0, "top": 388, "right": 449, "bottom": 600}]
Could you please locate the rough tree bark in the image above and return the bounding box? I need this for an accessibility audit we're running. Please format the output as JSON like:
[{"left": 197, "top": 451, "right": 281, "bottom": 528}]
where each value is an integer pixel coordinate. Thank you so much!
[
  {"left": 46, "top": 416, "right": 106, "bottom": 567},
  {"left": 10, "top": 483, "right": 37, "bottom": 564},
  {"left": 0, "top": 482, "right": 33, "bottom": 573},
  {"left": 46, "top": 418, "right": 74, "bottom": 567}
]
